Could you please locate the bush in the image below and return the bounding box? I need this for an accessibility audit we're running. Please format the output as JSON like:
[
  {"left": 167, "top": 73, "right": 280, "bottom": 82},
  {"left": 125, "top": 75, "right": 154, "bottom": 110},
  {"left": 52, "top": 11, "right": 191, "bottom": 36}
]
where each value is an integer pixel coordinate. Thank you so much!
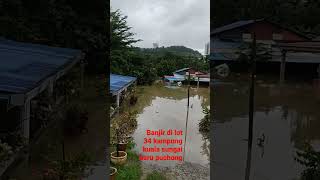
[
  {"left": 199, "top": 107, "right": 210, "bottom": 139},
  {"left": 295, "top": 143, "right": 320, "bottom": 180},
  {"left": 1, "top": 132, "right": 25, "bottom": 150},
  {"left": 0, "top": 141, "right": 13, "bottom": 162},
  {"left": 43, "top": 151, "right": 92, "bottom": 179}
]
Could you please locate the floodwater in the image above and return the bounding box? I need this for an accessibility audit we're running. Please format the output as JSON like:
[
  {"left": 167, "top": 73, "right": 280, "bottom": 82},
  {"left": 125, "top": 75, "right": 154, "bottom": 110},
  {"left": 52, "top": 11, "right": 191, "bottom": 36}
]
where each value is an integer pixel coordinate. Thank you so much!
[
  {"left": 130, "top": 84, "right": 210, "bottom": 167},
  {"left": 212, "top": 76, "right": 320, "bottom": 180}
]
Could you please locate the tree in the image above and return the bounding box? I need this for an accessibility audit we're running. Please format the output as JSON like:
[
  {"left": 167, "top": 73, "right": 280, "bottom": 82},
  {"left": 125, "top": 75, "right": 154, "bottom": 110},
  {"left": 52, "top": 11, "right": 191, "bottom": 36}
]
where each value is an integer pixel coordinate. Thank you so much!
[
  {"left": 110, "top": 9, "right": 140, "bottom": 51},
  {"left": 0, "top": 0, "right": 108, "bottom": 74}
]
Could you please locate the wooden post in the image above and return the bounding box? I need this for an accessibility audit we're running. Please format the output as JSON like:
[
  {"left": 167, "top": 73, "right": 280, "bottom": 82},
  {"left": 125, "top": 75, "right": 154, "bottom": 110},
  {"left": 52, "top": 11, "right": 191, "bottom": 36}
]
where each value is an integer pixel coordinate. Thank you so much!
[
  {"left": 197, "top": 77, "right": 200, "bottom": 88},
  {"left": 280, "top": 50, "right": 287, "bottom": 83},
  {"left": 21, "top": 100, "right": 31, "bottom": 144},
  {"left": 245, "top": 33, "right": 256, "bottom": 180},
  {"left": 116, "top": 93, "right": 120, "bottom": 108},
  {"left": 48, "top": 80, "right": 54, "bottom": 95}
]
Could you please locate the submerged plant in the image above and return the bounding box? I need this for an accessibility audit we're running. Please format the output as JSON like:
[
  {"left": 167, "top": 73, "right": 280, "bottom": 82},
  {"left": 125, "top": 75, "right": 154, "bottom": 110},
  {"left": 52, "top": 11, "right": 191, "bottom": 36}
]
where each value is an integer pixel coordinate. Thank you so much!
[{"left": 199, "top": 107, "right": 210, "bottom": 139}]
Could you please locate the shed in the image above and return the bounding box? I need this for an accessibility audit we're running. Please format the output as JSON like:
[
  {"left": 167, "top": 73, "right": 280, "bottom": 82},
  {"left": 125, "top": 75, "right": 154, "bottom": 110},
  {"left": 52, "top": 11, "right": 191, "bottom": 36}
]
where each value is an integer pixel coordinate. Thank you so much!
[
  {"left": 0, "top": 38, "right": 83, "bottom": 143},
  {"left": 110, "top": 73, "right": 137, "bottom": 108}
]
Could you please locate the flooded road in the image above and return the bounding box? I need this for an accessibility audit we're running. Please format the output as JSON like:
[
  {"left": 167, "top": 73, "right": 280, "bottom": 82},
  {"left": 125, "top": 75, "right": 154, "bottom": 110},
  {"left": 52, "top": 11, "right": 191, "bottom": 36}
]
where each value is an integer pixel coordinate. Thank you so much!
[
  {"left": 212, "top": 76, "right": 320, "bottom": 180},
  {"left": 131, "top": 84, "right": 210, "bottom": 167}
]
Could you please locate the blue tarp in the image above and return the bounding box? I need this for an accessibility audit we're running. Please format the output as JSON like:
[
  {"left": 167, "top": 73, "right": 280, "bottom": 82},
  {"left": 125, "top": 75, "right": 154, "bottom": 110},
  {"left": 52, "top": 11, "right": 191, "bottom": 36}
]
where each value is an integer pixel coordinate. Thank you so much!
[
  {"left": 0, "top": 38, "right": 81, "bottom": 94},
  {"left": 110, "top": 74, "right": 136, "bottom": 95}
]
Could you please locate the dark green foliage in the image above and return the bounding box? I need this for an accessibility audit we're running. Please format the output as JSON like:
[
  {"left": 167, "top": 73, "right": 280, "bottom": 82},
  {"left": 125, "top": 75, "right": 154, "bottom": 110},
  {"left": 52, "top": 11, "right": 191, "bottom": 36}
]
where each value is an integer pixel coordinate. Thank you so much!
[
  {"left": 295, "top": 143, "right": 320, "bottom": 180},
  {"left": 199, "top": 107, "right": 210, "bottom": 139},
  {"left": 0, "top": 132, "right": 25, "bottom": 150},
  {"left": 111, "top": 9, "right": 140, "bottom": 50},
  {"left": 116, "top": 162, "right": 141, "bottom": 180},
  {"left": 0, "top": 0, "right": 108, "bottom": 74},
  {"left": 44, "top": 151, "right": 92, "bottom": 179},
  {"left": 114, "top": 145, "right": 142, "bottom": 180},
  {"left": 141, "top": 46, "right": 202, "bottom": 58}
]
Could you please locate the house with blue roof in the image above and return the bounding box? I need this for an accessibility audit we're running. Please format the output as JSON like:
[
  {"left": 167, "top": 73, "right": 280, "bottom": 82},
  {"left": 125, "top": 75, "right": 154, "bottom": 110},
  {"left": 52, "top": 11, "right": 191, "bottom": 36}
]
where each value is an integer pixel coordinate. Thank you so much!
[
  {"left": 0, "top": 38, "right": 84, "bottom": 144},
  {"left": 109, "top": 74, "right": 137, "bottom": 117}
]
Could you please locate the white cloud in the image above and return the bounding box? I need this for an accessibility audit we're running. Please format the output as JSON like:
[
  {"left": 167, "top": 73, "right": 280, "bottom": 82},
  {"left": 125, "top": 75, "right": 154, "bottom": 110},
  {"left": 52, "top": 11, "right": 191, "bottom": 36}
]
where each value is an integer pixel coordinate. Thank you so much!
[{"left": 111, "top": 0, "right": 209, "bottom": 54}]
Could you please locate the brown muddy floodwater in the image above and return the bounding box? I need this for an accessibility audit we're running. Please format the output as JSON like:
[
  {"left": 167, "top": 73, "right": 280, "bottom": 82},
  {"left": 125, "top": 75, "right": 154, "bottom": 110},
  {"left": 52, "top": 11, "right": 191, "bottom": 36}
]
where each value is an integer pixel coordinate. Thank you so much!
[
  {"left": 212, "top": 76, "right": 320, "bottom": 180},
  {"left": 131, "top": 84, "right": 210, "bottom": 168}
]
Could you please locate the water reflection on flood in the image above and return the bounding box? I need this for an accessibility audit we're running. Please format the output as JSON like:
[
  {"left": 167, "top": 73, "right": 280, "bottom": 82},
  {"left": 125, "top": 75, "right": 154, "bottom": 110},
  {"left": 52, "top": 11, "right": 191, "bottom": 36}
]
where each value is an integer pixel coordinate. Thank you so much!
[
  {"left": 131, "top": 85, "right": 210, "bottom": 167},
  {"left": 212, "top": 78, "right": 320, "bottom": 180}
]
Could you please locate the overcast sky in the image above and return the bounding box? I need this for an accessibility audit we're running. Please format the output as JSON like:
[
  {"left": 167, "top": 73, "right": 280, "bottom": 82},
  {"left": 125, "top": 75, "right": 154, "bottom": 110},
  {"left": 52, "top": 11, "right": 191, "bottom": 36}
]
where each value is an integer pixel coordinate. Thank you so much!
[{"left": 111, "top": 0, "right": 210, "bottom": 54}]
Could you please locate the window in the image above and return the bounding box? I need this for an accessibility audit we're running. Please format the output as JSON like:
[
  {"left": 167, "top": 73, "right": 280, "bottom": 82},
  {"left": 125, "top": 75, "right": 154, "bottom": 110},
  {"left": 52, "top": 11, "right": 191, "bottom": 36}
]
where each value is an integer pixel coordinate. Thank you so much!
[
  {"left": 272, "top": 33, "right": 283, "bottom": 40},
  {"left": 242, "top": 33, "right": 252, "bottom": 42}
]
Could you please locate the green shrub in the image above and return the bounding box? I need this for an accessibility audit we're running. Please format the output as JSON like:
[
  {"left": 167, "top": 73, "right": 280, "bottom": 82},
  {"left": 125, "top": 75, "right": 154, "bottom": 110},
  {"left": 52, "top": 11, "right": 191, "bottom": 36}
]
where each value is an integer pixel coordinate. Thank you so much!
[
  {"left": 0, "top": 141, "right": 13, "bottom": 162},
  {"left": 199, "top": 107, "right": 210, "bottom": 139},
  {"left": 116, "top": 163, "right": 141, "bottom": 180},
  {"left": 295, "top": 143, "right": 320, "bottom": 180}
]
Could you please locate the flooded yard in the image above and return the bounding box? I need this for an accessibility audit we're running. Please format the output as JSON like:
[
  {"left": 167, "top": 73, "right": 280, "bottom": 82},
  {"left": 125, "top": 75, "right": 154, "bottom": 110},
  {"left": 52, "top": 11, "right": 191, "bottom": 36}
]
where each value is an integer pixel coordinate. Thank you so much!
[
  {"left": 129, "top": 84, "right": 210, "bottom": 168},
  {"left": 2, "top": 75, "right": 108, "bottom": 180},
  {"left": 212, "top": 76, "right": 320, "bottom": 180}
]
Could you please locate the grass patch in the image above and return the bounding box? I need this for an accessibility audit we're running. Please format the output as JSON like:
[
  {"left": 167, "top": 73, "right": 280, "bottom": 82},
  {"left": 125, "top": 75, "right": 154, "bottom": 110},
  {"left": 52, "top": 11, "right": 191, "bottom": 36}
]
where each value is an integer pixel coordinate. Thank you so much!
[
  {"left": 116, "top": 161, "right": 141, "bottom": 180},
  {"left": 146, "top": 171, "right": 167, "bottom": 180},
  {"left": 111, "top": 141, "right": 142, "bottom": 180}
]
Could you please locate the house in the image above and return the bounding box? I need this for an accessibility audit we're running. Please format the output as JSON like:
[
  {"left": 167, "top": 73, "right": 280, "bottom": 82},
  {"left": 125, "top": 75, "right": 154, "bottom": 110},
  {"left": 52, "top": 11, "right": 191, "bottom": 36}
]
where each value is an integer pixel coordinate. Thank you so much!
[
  {"left": 0, "top": 38, "right": 84, "bottom": 144},
  {"left": 210, "top": 19, "right": 320, "bottom": 80},
  {"left": 164, "top": 67, "right": 210, "bottom": 84}
]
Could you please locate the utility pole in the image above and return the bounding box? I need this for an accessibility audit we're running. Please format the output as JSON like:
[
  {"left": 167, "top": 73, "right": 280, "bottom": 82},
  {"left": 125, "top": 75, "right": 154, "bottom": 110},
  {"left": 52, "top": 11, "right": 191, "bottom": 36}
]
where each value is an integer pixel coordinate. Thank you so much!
[
  {"left": 183, "top": 70, "right": 191, "bottom": 161},
  {"left": 245, "top": 32, "right": 256, "bottom": 180}
]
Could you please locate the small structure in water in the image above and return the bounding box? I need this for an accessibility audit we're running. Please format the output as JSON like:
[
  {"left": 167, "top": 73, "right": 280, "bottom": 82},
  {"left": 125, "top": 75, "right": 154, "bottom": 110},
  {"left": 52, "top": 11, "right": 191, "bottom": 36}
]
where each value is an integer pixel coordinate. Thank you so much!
[
  {"left": 164, "top": 67, "right": 209, "bottom": 86},
  {"left": 110, "top": 74, "right": 137, "bottom": 117}
]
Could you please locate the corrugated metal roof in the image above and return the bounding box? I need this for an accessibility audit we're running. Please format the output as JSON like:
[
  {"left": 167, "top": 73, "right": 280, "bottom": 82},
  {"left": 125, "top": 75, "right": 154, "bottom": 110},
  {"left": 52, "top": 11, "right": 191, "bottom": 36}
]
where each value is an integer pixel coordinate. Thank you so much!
[
  {"left": 212, "top": 19, "right": 310, "bottom": 39},
  {"left": 0, "top": 38, "right": 82, "bottom": 94},
  {"left": 210, "top": 52, "right": 320, "bottom": 63},
  {"left": 174, "top": 68, "right": 190, "bottom": 73},
  {"left": 110, "top": 74, "right": 136, "bottom": 95},
  {"left": 276, "top": 41, "right": 320, "bottom": 53},
  {"left": 211, "top": 20, "right": 257, "bottom": 35}
]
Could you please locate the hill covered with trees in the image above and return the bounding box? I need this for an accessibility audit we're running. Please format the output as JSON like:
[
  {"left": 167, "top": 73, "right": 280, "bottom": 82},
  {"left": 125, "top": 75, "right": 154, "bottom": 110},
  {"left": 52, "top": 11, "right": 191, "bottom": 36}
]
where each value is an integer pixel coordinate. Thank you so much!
[
  {"left": 111, "top": 10, "right": 208, "bottom": 85},
  {"left": 141, "top": 46, "right": 203, "bottom": 58}
]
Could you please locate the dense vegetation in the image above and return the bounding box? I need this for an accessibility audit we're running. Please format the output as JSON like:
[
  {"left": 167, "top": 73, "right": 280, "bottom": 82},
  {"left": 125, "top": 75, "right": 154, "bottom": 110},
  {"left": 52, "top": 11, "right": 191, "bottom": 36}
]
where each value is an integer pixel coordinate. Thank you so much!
[
  {"left": 111, "top": 9, "right": 208, "bottom": 85},
  {"left": 295, "top": 143, "right": 320, "bottom": 180},
  {"left": 213, "top": 0, "right": 320, "bottom": 38},
  {"left": 0, "top": 0, "right": 108, "bottom": 73}
]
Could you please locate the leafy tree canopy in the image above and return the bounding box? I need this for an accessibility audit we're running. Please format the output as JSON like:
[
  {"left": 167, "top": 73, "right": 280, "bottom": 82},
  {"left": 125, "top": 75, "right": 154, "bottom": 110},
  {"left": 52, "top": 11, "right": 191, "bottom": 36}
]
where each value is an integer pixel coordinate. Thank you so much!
[{"left": 0, "top": 0, "right": 108, "bottom": 73}]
